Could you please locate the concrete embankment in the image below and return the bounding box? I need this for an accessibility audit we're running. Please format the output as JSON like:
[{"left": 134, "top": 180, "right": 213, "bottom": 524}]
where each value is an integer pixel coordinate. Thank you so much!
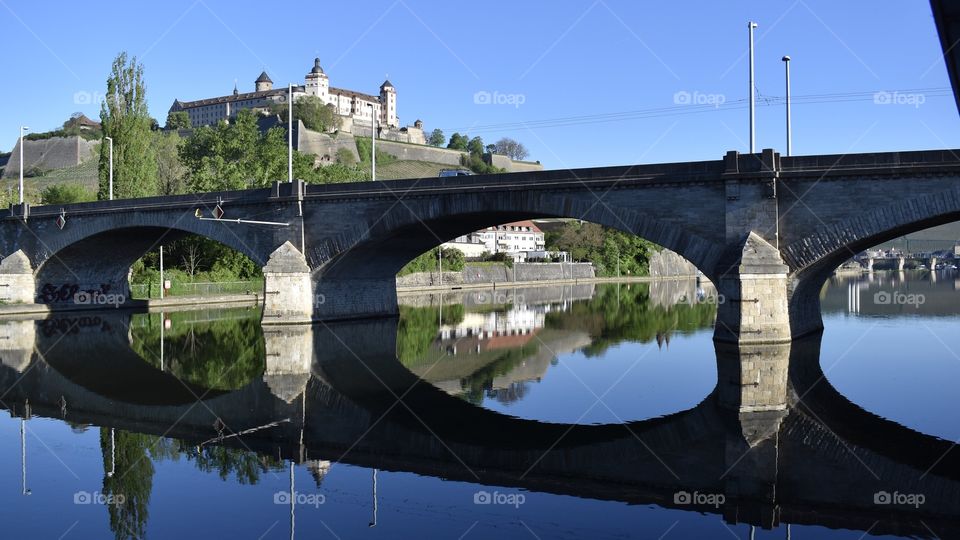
[
  {"left": 396, "top": 250, "right": 702, "bottom": 293},
  {"left": 0, "top": 292, "right": 262, "bottom": 318}
]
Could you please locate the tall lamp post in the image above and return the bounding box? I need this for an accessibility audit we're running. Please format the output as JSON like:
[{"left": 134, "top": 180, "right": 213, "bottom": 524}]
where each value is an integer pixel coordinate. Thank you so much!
[
  {"left": 105, "top": 136, "right": 114, "bottom": 200},
  {"left": 288, "top": 84, "right": 294, "bottom": 183},
  {"left": 782, "top": 55, "right": 792, "bottom": 156},
  {"left": 748, "top": 21, "right": 758, "bottom": 154},
  {"left": 18, "top": 126, "right": 29, "bottom": 204},
  {"left": 369, "top": 103, "right": 377, "bottom": 181}
]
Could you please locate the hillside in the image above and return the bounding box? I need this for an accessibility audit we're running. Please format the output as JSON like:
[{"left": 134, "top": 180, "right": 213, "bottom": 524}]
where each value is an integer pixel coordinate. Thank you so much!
[
  {"left": 0, "top": 160, "right": 98, "bottom": 202},
  {"left": 873, "top": 222, "right": 960, "bottom": 251},
  {"left": 374, "top": 160, "right": 452, "bottom": 180}
]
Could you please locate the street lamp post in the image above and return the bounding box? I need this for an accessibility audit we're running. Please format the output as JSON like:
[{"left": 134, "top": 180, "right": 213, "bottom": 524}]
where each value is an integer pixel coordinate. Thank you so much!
[
  {"left": 782, "top": 55, "right": 792, "bottom": 156},
  {"left": 288, "top": 84, "right": 294, "bottom": 183},
  {"left": 369, "top": 103, "right": 377, "bottom": 181},
  {"left": 748, "top": 21, "right": 758, "bottom": 154},
  {"left": 105, "top": 136, "right": 114, "bottom": 200},
  {"left": 19, "top": 126, "right": 29, "bottom": 204}
]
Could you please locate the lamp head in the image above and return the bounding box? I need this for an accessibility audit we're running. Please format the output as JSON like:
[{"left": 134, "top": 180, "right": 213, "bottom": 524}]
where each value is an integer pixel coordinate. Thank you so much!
[{"left": 782, "top": 55, "right": 791, "bottom": 62}]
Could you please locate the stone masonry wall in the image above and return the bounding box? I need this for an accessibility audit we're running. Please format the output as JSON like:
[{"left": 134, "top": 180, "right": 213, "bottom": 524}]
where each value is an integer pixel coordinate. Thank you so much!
[
  {"left": 397, "top": 263, "right": 595, "bottom": 287},
  {"left": 3, "top": 136, "right": 97, "bottom": 179}
]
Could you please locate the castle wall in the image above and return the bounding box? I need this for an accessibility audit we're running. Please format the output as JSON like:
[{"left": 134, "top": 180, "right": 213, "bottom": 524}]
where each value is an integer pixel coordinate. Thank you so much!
[{"left": 2, "top": 136, "right": 97, "bottom": 179}]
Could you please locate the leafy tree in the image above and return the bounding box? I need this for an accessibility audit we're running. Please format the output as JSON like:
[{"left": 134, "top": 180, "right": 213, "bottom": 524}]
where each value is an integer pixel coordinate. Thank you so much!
[
  {"left": 460, "top": 152, "right": 501, "bottom": 174},
  {"left": 99, "top": 52, "right": 158, "bottom": 199},
  {"left": 100, "top": 429, "right": 154, "bottom": 540},
  {"left": 179, "top": 109, "right": 286, "bottom": 191},
  {"left": 335, "top": 147, "right": 357, "bottom": 164},
  {"left": 270, "top": 96, "right": 341, "bottom": 132},
  {"left": 39, "top": 183, "right": 95, "bottom": 205},
  {"left": 546, "top": 220, "right": 657, "bottom": 276},
  {"left": 428, "top": 128, "right": 445, "bottom": 147},
  {"left": 154, "top": 131, "right": 189, "bottom": 195},
  {"left": 447, "top": 132, "right": 468, "bottom": 151},
  {"left": 355, "top": 137, "right": 397, "bottom": 166},
  {"left": 493, "top": 137, "right": 529, "bottom": 160},
  {"left": 397, "top": 247, "right": 465, "bottom": 276},
  {"left": 164, "top": 110, "right": 192, "bottom": 130},
  {"left": 467, "top": 136, "right": 485, "bottom": 156}
]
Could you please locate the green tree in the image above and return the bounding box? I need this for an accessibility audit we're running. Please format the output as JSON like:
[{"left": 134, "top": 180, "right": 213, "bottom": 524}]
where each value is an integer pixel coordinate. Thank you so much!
[
  {"left": 154, "top": 131, "right": 189, "bottom": 195},
  {"left": 546, "top": 220, "right": 657, "bottom": 276},
  {"left": 99, "top": 52, "right": 158, "bottom": 199},
  {"left": 297, "top": 96, "right": 340, "bottom": 132},
  {"left": 447, "top": 132, "right": 468, "bottom": 151},
  {"left": 270, "top": 96, "right": 341, "bottom": 132},
  {"left": 467, "top": 136, "right": 485, "bottom": 156},
  {"left": 39, "top": 183, "right": 95, "bottom": 205},
  {"left": 164, "top": 110, "right": 192, "bottom": 130},
  {"left": 428, "top": 128, "right": 445, "bottom": 147},
  {"left": 101, "top": 429, "right": 155, "bottom": 540},
  {"left": 179, "top": 109, "right": 286, "bottom": 192}
]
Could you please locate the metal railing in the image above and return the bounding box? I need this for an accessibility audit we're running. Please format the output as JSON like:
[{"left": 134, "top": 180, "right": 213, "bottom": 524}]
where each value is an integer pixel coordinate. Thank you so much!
[{"left": 130, "top": 280, "right": 263, "bottom": 299}]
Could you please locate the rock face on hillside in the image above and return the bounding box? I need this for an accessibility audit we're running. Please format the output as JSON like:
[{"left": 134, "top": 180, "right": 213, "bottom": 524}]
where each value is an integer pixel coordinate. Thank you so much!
[
  {"left": 2, "top": 136, "right": 97, "bottom": 178},
  {"left": 648, "top": 248, "right": 699, "bottom": 278}
]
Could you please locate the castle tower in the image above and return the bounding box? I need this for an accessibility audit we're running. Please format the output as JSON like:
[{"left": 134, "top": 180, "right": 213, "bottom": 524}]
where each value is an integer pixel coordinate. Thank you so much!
[
  {"left": 255, "top": 71, "right": 273, "bottom": 92},
  {"left": 379, "top": 79, "right": 397, "bottom": 128},
  {"left": 304, "top": 58, "right": 329, "bottom": 100}
]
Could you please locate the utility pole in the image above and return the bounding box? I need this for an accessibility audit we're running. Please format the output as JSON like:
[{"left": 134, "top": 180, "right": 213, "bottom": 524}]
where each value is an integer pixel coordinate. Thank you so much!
[
  {"left": 159, "top": 246, "right": 165, "bottom": 299},
  {"left": 18, "top": 126, "right": 29, "bottom": 204},
  {"left": 105, "top": 136, "right": 114, "bottom": 200},
  {"left": 288, "top": 84, "right": 294, "bottom": 183},
  {"left": 369, "top": 104, "right": 377, "bottom": 181},
  {"left": 748, "top": 21, "right": 758, "bottom": 153},
  {"left": 782, "top": 55, "right": 792, "bottom": 156}
]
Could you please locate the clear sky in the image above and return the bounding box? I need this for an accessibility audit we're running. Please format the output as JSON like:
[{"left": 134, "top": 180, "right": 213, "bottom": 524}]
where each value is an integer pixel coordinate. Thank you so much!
[{"left": 0, "top": 0, "right": 957, "bottom": 169}]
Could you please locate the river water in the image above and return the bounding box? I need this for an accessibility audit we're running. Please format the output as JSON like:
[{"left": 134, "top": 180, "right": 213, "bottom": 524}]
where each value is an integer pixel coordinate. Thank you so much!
[{"left": 0, "top": 271, "right": 957, "bottom": 539}]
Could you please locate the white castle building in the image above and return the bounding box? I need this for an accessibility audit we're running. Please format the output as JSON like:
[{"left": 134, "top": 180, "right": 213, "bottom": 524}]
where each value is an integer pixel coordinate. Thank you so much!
[{"left": 169, "top": 58, "right": 399, "bottom": 129}]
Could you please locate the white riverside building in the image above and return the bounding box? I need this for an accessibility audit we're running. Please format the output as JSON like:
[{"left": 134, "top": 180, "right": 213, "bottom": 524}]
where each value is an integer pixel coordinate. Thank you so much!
[
  {"left": 442, "top": 220, "right": 554, "bottom": 262},
  {"left": 168, "top": 58, "right": 398, "bottom": 129}
]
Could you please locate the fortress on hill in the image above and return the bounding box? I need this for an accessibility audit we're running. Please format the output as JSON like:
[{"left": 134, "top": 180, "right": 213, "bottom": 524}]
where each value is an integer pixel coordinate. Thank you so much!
[{"left": 169, "top": 58, "right": 426, "bottom": 144}]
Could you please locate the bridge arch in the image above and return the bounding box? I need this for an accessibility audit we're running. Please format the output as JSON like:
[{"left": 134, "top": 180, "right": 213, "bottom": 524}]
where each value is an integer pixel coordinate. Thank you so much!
[
  {"left": 784, "top": 187, "right": 960, "bottom": 337},
  {"left": 31, "top": 219, "right": 272, "bottom": 304},
  {"left": 311, "top": 191, "right": 725, "bottom": 282}
]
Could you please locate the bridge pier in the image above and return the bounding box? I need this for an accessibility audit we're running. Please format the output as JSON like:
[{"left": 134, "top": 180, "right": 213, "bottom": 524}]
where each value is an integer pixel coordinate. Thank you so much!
[
  {"left": 930, "top": 256, "right": 938, "bottom": 270},
  {"left": 262, "top": 242, "right": 314, "bottom": 324},
  {"left": 715, "top": 340, "right": 788, "bottom": 528},
  {"left": 897, "top": 256, "right": 905, "bottom": 272},
  {"left": 0, "top": 250, "right": 35, "bottom": 304},
  {"left": 262, "top": 324, "right": 313, "bottom": 403},
  {"left": 867, "top": 257, "right": 875, "bottom": 273},
  {"left": 0, "top": 320, "right": 35, "bottom": 373},
  {"left": 714, "top": 233, "right": 792, "bottom": 344}
]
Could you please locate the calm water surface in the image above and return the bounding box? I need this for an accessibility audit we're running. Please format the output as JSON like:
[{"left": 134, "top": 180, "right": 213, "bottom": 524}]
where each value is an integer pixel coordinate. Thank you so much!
[{"left": 0, "top": 272, "right": 957, "bottom": 539}]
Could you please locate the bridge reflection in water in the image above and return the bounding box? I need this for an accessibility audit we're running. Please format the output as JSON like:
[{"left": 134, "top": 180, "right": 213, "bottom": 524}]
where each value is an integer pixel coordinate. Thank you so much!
[{"left": 0, "top": 297, "right": 956, "bottom": 539}]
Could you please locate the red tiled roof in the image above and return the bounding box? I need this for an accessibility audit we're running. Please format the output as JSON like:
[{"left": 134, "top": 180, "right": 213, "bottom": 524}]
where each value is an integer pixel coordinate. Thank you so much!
[{"left": 484, "top": 220, "right": 542, "bottom": 233}]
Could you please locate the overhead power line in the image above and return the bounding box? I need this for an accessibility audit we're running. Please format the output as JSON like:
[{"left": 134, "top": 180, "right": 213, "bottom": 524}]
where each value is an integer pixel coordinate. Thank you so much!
[{"left": 440, "top": 87, "right": 952, "bottom": 135}]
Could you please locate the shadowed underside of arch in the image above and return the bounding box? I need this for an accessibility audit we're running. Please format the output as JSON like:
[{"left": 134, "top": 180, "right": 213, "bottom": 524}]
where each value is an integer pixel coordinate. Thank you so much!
[
  {"left": 311, "top": 192, "right": 724, "bottom": 281},
  {"left": 786, "top": 187, "right": 960, "bottom": 338},
  {"left": 304, "top": 192, "right": 725, "bottom": 321},
  {"left": 33, "top": 225, "right": 268, "bottom": 304}
]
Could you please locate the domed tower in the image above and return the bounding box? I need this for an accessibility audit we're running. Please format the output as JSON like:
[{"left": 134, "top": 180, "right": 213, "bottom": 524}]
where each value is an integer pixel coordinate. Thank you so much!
[
  {"left": 304, "top": 58, "right": 329, "bottom": 100},
  {"left": 379, "top": 79, "right": 397, "bottom": 128},
  {"left": 255, "top": 71, "right": 273, "bottom": 92}
]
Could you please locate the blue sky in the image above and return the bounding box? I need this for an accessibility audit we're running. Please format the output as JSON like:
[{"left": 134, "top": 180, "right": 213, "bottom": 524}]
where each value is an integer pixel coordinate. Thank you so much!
[{"left": 0, "top": 0, "right": 956, "bottom": 169}]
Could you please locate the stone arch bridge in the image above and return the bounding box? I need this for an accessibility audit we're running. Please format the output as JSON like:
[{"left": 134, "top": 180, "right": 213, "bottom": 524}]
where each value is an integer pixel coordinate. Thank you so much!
[{"left": 1, "top": 147, "right": 959, "bottom": 343}]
